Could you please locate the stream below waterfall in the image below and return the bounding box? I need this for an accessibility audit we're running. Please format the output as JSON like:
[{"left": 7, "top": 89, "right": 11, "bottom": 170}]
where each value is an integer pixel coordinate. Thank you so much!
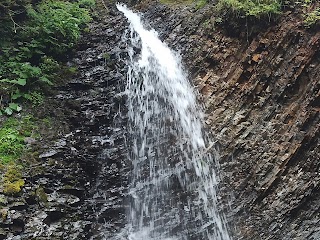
[{"left": 107, "top": 4, "right": 231, "bottom": 240}]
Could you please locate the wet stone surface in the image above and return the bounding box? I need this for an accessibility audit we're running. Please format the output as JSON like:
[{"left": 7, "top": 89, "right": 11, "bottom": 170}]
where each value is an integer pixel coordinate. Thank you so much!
[
  {"left": 135, "top": 2, "right": 320, "bottom": 240},
  {"left": 1, "top": 1, "right": 319, "bottom": 239},
  {"left": 0, "top": 5, "right": 130, "bottom": 240}
]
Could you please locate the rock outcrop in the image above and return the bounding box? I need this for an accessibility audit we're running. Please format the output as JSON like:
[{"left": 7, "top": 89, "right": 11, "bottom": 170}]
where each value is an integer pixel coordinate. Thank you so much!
[
  {"left": 136, "top": 2, "right": 319, "bottom": 239},
  {"left": 0, "top": 4, "right": 129, "bottom": 239}
]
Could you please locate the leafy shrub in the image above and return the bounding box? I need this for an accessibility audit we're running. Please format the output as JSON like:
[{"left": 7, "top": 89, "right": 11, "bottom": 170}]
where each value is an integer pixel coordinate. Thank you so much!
[
  {"left": 25, "top": 0, "right": 92, "bottom": 54},
  {"left": 0, "top": 116, "right": 37, "bottom": 163},
  {"left": 0, "top": 0, "right": 93, "bottom": 114},
  {"left": 284, "top": 0, "right": 320, "bottom": 28},
  {"left": 0, "top": 124, "right": 25, "bottom": 163},
  {"left": 304, "top": 7, "right": 320, "bottom": 27},
  {"left": 217, "top": 0, "right": 281, "bottom": 18}
]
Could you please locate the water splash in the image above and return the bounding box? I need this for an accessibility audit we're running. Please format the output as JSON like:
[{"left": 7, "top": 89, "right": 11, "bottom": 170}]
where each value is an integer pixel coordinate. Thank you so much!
[{"left": 117, "top": 4, "right": 231, "bottom": 240}]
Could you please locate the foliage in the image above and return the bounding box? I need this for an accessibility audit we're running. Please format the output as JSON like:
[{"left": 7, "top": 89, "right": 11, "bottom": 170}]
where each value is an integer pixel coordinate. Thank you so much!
[
  {"left": 0, "top": 116, "right": 37, "bottom": 164},
  {"left": 196, "top": 0, "right": 208, "bottom": 9},
  {"left": 25, "top": 0, "right": 92, "bottom": 54},
  {"left": 217, "top": 0, "right": 281, "bottom": 18},
  {"left": 0, "top": 120, "right": 25, "bottom": 163},
  {"left": 0, "top": 0, "right": 93, "bottom": 115},
  {"left": 26, "top": 91, "right": 45, "bottom": 106},
  {"left": 160, "top": 0, "right": 195, "bottom": 6},
  {"left": 298, "top": 0, "right": 320, "bottom": 27},
  {"left": 304, "top": 7, "right": 320, "bottom": 27}
]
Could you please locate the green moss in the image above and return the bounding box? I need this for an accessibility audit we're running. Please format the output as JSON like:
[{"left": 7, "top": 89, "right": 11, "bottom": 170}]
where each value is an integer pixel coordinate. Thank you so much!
[
  {"left": 35, "top": 187, "right": 48, "bottom": 203},
  {"left": 2, "top": 164, "right": 25, "bottom": 196},
  {"left": 68, "top": 67, "right": 78, "bottom": 74},
  {"left": 196, "top": 0, "right": 207, "bottom": 9},
  {"left": 102, "top": 53, "right": 111, "bottom": 60},
  {"left": 0, "top": 195, "right": 8, "bottom": 205},
  {"left": 0, "top": 208, "right": 8, "bottom": 221},
  {"left": 3, "top": 179, "right": 25, "bottom": 195}
]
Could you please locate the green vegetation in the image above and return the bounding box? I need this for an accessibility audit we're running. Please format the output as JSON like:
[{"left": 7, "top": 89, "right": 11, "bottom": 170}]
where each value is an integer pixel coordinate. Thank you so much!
[
  {"left": 25, "top": 0, "right": 93, "bottom": 54},
  {"left": 0, "top": 116, "right": 37, "bottom": 164},
  {"left": 0, "top": 115, "right": 48, "bottom": 195},
  {"left": 196, "top": 0, "right": 208, "bottom": 10},
  {"left": 217, "top": 0, "right": 281, "bottom": 18},
  {"left": 299, "top": 0, "right": 320, "bottom": 27},
  {"left": 0, "top": 0, "right": 94, "bottom": 198},
  {"left": 215, "top": 0, "right": 320, "bottom": 25},
  {"left": 2, "top": 164, "right": 25, "bottom": 195},
  {"left": 304, "top": 7, "right": 320, "bottom": 27},
  {"left": 0, "top": 0, "right": 94, "bottom": 115},
  {"left": 160, "top": 0, "right": 194, "bottom": 5},
  {"left": 35, "top": 186, "right": 48, "bottom": 203},
  {"left": 159, "top": 0, "right": 208, "bottom": 8}
]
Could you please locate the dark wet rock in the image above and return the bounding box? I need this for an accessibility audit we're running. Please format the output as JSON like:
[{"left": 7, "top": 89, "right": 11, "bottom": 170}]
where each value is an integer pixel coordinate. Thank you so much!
[
  {"left": 10, "top": 219, "right": 24, "bottom": 234},
  {"left": 4, "top": 3, "right": 130, "bottom": 240},
  {"left": 39, "top": 150, "right": 59, "bottom": 158},
  {"left": 57, "top": 187, "right": 85, "bottom": 198},
  {"left": 23, "top": 137, "right": 36, "bottom": 145},
  {"left": 0, "top": 228, "right": 7, "bottom": 240},
  {"left": 8, "top": 202, "right": 27, "bottom": 211},
  {"left": 43, "top": 208, "right": 64, "bottom": 224}
]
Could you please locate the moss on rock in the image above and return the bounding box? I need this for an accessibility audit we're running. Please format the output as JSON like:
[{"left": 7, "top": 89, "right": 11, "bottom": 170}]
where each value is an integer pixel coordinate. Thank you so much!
[{"left": 2, "top": 164, "right": 25, "bottom": 196}]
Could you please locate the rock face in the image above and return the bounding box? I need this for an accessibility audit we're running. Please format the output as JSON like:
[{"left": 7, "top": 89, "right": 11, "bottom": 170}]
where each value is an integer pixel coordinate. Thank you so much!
[
  {"left": 134, "top": 2, "right": 319, "bottom": 239},
  {"left": 0, "top": 4, "right": 130, "bottom": 240},
  {"left": 3, "top": 1, "right": 319, "bottom": 239}
]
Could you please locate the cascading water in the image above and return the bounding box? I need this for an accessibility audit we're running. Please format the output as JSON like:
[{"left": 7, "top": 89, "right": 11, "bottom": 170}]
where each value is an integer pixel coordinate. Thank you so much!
[{"left": 117, "top": 4, "right": 231, "bottom": 240}]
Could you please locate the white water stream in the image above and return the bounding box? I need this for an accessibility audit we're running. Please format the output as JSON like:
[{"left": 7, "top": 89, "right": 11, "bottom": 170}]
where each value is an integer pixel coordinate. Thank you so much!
[{"left": 117, "top": 4, "right": 231, "bottom": 240}]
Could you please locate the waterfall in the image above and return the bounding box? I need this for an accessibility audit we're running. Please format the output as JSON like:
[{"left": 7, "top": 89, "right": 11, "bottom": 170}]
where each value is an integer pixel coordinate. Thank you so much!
[{"left": 117, "top": 4, "right": 231, "bottom": 240}]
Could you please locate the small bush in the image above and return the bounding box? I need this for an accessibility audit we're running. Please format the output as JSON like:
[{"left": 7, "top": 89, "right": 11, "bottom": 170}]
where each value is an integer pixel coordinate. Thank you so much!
[
  {"left": 0, "top": 121, "right": 25, "bottom": 163},
  {"left": 25, "top": 0, "right": 92, "bottom": 54},
  {"left": 304, "top": 7, "right": 320, "bottom": 27},
  {"left": 217, "top": 0, "right": 281, "bottom": 18},
  {"left": 0, "top": 116, "right": 38, "bottom": 164},
  {"left": 0, "top": 0, "right": 94, "bottom": 114}
]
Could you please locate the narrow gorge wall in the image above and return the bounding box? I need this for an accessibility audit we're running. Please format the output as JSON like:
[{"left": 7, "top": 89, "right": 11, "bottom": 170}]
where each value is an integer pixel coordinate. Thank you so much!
[{"left": 135, "top": 2, "right": 319, "bottom": 239}]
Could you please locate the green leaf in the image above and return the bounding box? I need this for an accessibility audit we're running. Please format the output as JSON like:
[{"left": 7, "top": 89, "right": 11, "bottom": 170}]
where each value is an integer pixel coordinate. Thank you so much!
[
  {"left": 9, "top": 103, "right": 22, "bottom": 112},
  {"left": 23, "top": 94, "right": 32, "bottom": 100},
  {"left": 16, "top": 105, "right": 22, "bottom": 112},
  {"left": 4, "top": 107, "right": 13, "bottom": 115},
  {"left": 15, "top": 78, "right": 27, "bottom": 86},
  {"left": 0, "top": 78, "right": 27, "bottom": 86},
  {"left": 11, "top": 91, "right": 23, "bottom": 100},
  {"left": 39, "top": 76, "right": 52, "bottom": 85}
]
